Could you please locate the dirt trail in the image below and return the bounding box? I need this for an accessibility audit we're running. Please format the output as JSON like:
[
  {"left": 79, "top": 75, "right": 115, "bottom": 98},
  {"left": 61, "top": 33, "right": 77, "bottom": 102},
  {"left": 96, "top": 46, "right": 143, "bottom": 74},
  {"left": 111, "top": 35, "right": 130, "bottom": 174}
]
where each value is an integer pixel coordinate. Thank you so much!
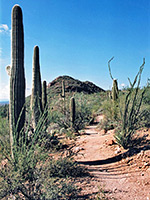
[{"left": 74, "top": 115, "right": 150, "bottom": 200}]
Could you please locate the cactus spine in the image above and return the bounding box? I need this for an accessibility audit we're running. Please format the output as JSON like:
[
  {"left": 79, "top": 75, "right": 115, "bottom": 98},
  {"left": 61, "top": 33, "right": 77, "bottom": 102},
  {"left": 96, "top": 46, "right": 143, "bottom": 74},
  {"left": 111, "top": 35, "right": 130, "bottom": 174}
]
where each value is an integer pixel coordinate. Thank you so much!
[
  {"left": 9, "top": 5, "right": 25, "bottom": 152},
  {"left": 30, "top": 46, "right": 42, "bottom": 129},
  {"left": 70, "top": 97, "right": 75, "bottom": 128},
  {"left": 42, "top": 80, "right": 47, "bottom": 111}
]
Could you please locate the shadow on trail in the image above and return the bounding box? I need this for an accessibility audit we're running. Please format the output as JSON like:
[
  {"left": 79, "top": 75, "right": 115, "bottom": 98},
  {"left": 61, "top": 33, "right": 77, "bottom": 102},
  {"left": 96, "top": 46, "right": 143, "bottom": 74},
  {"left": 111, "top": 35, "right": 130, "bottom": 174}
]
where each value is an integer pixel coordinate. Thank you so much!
[{"left": 77, "top": 145, "right": 150, "bottom": 166}]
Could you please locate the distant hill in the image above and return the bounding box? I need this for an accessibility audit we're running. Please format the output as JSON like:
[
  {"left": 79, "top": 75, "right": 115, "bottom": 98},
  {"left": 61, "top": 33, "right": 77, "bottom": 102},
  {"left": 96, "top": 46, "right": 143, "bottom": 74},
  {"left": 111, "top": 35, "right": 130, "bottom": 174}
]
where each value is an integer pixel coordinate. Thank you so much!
[{"left": 47, "top": 75, "right": 105, "bottom": 95}]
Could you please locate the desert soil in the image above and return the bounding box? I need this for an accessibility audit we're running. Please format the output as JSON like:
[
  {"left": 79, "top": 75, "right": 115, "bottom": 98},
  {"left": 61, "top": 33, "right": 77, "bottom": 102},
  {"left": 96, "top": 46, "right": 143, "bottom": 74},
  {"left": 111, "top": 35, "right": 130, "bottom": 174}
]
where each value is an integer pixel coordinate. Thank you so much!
[{"left": 73, "top": 115, "right": 150, "bottom": 200}]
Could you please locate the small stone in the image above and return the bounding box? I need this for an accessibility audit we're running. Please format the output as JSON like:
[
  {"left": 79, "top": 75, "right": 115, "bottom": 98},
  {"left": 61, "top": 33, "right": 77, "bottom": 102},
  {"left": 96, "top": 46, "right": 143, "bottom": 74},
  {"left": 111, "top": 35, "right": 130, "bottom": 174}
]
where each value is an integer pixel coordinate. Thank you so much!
[
  {"left": 144, "top": 162, "right": 149, "bottom": 166},
  {"left": 140, "top": 150, "right": 144, "bottom": 156},
  {"left": 113, "top": 187, "right": 117, "bottom": 193},
  {"left": 74, "top": 147, "right": 84, "bottom": 153},
  {"left": 141, "top": 172, "right": 144, "bottom": 176},
  {"left": 1, "top": 159, "right": 8, "bottom": 167},
  {"left": 107, "top": 139, "right": 115, "bottom": 146},
  {"left": 115, "top": 149, "right": 121, "bottom": 154},
  {"left": 145, "top": 150, "right": 150, "bottom": 158}
]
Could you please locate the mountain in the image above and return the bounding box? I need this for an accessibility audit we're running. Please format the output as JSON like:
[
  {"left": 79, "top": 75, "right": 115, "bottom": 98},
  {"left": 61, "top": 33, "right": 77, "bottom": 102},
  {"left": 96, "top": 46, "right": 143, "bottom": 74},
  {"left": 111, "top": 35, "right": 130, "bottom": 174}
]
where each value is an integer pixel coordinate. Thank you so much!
[{"left": 47, "top": 75, "right": 105, "bottom": 94}]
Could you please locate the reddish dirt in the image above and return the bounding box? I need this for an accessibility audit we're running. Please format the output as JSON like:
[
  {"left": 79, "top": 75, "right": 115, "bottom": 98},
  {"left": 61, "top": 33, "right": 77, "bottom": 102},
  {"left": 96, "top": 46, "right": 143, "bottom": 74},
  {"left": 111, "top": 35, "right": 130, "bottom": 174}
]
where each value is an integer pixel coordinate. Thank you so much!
[{"left": 74, "top": 115, "right": 150, "bottom": 200}]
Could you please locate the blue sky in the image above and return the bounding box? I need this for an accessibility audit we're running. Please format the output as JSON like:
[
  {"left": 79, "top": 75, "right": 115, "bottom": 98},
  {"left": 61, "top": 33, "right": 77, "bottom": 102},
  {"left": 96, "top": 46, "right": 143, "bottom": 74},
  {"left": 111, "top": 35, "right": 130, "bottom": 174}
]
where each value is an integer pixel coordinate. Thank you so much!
[{"left": 0, "top": 0, "right": 150, "bottom": 100}]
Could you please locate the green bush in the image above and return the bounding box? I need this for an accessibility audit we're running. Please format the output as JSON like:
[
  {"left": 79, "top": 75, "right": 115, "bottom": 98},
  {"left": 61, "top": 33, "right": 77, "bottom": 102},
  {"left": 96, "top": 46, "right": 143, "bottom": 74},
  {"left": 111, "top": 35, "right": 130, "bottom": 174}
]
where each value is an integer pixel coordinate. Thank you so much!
[
  {"left": 0, "top": 105, "right": 8, "bottom": 118},
  {"left": 0, "top": 108, "right": 87, "bottom": 199},
  {"left": 52, "top": 93, "right": 93, "bottom": 135},
  {"left": 0, "top": 117, "right": 10, "bottom": 161},
  {"left": 143, "top": 86, "right": 150, "bottom": 105},
  {"left": 47, "top": 157, "right": 88, "bottom": 178}
]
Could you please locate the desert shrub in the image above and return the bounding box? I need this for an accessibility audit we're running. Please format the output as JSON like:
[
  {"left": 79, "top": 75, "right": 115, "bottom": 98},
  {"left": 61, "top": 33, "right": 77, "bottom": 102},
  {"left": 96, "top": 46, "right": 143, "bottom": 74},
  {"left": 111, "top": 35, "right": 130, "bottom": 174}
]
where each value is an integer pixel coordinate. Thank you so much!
[
  {"left": 98, "top": 98, "right": 120, "bottom": 132},
  {"left": 143, "top": 86, "right": 150, "bottom": 105},
  {"left": 51, "top": 93, "right": 93, "bottom": 135},
  {"left": 102, "top": 99, "right": 120, "bottom": 121},
  {"left": 78, "top": 92, "right": 106, "bottom": 115},
  {"left": 98, "top": 117, "right": 115, "bottom": 133},
  {"left": 0, "top": 117, "right": 10, "bottom": 161},
  {"left": 138, "top": 88, "right": 150, "bottom": 128},
  {"left": 0, "top": 105, "right": 8, "bottom": 118},
  {"left": 0, "top": 109, "right": 83, "bottom": 199},
  {"left": 47, "top": 157, "right": 88, "bottom": 178},
  {"left": 0, "top": 162, "right": 79, "bottom": 200},
  {"left": 73, "top": 93, "right": 92, "bottom": 131},
  {"left": 42, "top": 180, "right": 79, "bottom": 200}
]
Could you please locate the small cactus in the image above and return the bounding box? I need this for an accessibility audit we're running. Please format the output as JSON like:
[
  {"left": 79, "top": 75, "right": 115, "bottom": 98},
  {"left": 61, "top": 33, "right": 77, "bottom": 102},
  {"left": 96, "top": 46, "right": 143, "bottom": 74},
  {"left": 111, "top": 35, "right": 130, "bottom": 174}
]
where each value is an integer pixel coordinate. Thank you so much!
[
  {"left": 61, "top": 80, "right": 65, "bottom": 98},
  {"left": 42, "top": 80, "right": 47, "bottom": 112},
  {"left": 9, "top": 5, "right": 26, "bottom": 153},
  {"left": 70, "top": 97, "right": 76, "bottom": 128},
  {"left": 30, "top": 45, "right": 42, "bottom": 129}
]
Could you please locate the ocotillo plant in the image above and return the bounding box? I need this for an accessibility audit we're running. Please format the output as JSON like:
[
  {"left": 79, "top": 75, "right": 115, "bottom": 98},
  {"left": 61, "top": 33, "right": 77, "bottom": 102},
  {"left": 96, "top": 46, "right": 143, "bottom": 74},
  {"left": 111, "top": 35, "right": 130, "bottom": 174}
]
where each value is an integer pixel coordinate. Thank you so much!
[
  {"left": 9, "top": 5, "right": 25, "bottom": 152},
  {"left": 42, "top": 80, "right": 47, "bottom": 112},
  {"left": 108, "top": 57, "right": 119, "bottom": 101},
  {"left": 30, "top": 46, "right": 42, "bottom": 129},
  {"left": 70, "top": 97, "right": 76, "bottom": 128}
]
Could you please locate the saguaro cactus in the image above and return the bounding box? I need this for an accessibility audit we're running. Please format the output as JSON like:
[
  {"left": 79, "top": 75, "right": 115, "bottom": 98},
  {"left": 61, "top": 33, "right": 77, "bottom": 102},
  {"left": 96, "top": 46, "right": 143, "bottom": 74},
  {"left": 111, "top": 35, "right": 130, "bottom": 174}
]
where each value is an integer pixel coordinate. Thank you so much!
[
  {"left": 42, "top": 80, "right": 47, "bottom": 111},
  {"left": 30, "top": 46, "right": 42, "bottom": 129},
  {"left": 9, "top": 5, "right": 25, "bottom": 150},
  {"left": 70, "top": 97, "right": 76, "bottom": 128},
  {"left": 61, "top": 80, "right": 65, "bottom": 98},
  {"left": 112, "top": 79, "right": 119, "bottom": 101}
]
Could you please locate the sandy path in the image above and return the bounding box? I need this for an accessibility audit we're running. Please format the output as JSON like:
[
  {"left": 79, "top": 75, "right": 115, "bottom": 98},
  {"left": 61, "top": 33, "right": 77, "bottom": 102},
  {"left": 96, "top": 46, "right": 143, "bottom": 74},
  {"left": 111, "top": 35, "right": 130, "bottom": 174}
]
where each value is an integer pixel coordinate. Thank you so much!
[{"left": 74, "top": 115, "right": 150, "bottom": 200}]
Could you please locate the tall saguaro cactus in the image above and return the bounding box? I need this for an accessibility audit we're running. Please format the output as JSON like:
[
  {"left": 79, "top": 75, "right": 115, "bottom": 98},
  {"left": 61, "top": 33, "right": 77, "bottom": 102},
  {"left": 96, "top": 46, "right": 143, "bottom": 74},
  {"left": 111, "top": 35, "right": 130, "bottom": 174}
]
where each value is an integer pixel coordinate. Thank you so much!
[
  {"left": 9, "top": 5, "right": 25, "bottom": 151},
  {"left": 30, "top": 46, "right": 42, "bottom": 129},
  {"left": 70, "top": 97, "right": 76, "bottom": 128}
]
